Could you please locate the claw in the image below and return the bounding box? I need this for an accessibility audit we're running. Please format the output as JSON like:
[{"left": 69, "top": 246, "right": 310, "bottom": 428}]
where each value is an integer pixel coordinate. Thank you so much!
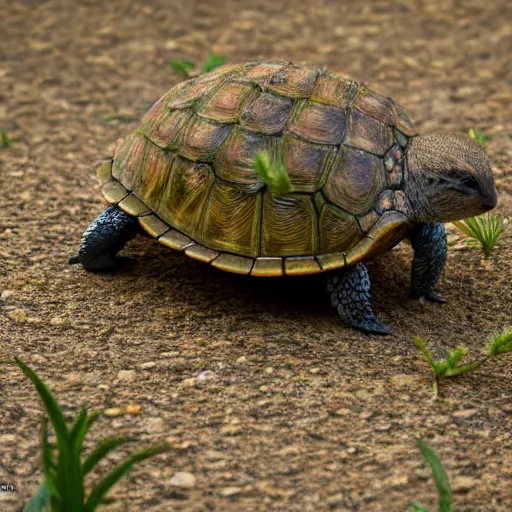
[{"left": 426, "top": 290, "right": 446, "bottom": 304}]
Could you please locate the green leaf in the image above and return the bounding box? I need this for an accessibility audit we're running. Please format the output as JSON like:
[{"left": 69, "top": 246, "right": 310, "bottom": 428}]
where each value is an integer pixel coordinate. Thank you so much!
[
  {"left": 487, "top": 326, "right": 512, "bottom": 356},
  {"left": 169, "top": 59, "right": 196, "bottom": 78},
  {"left": 0, "top": 130, "right": 10, "bottom": 149},
  {"left": 253, "top": 151, "right": 291, "bottom": 196},
  {"left": 413, "top": 337, "right": 438, "bottom": 374},
  {"left": 468, "top": 128, "right": 490, "bottom": 144},
  {"left": 417, "top": 439, "right": 452, "bottom": 512},
  {"left": 15, "top": 359, "right": 70, "bottom": 445},
  {"left": 40, "top": 418, "right": 59, "bottom": 500},
  {"left": 84, "top": 445, "right": 170, "bottom": 512},
  {"left": 24, "top": 481, "right": 52, "bottom": 512},
  {"left": 83, "top": 437, "right": 129, "bottom": 475},
  {"left": 201, "top": 53, "right": 225, "bottom": 73},
  {"left": 407, "top": 505, "right": 430, "bottom": 512}
]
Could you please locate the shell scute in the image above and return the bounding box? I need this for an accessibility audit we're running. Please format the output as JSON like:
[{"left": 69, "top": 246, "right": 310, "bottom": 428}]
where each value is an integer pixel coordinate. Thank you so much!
[
  {"left": 180, "top": 115, "right": 232, "bottom": 162},
  {"left": 323, "top": 146, "right": 386, "bottom": 215},
  {"left": 344, "top": 109, "right": 394, "bottom": 156},
  {"left": 266, "top": 65, "right": 319, "bottom": 99},
  {"left": 288, "top": 101, "right": 346, "bottom": 145},
  {"left": 261, "top": 193, "right": 317, "bottom": 256},
  {"left": 197, "top": 82, "right": 252, "bottom": 123},
  {"left": 240, "top": 92, "right": 293, "bottom": 135}
]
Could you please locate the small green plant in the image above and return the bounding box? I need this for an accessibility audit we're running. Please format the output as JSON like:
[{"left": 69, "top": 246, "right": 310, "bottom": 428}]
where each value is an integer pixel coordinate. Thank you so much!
[
  {"left": 253, "top": 151, "right": 291, "bottom": 196},
  {"left": 17, "top": 358, "right": 169, "bottom": 512},
  {"left": 1, "top": 130, "right": 11, "bottom": 149},
  {"left": 169, "top": 53, "right": 225, "bottom": 78},
  {"left": 169, "top": 59, "right": 196, "bottom": 78},
  {"left": 414, "top": 327, "right": 512, "bottom": 396},
  {"left": 468, "top": 128, "right": 490, "bottom": 145},
  {"left": 408, "top": 439, "right": 452, "bottom": 512},
  {"left": 201, "top": 53, "right": 225, "bottom": 73},
  {"left": 453, "top": 213, "right": 505, "bottom": 258}
]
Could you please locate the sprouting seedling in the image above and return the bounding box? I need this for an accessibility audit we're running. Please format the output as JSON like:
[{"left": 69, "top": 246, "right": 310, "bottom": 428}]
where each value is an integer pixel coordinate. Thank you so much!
[
  {"left": 169, "top": 54, "right": 225, "bottom": 79},
  {"left": 17, "top": 358, "right": 170, "bottom": 512},
  {"left": 253, "top": 150, "right": 291, "bottom": 196},
  {"left": 408, "top": 439, "right": 452, "bottom": 512},
  {"left": 468, "top": 128, "right": 491, "bottom": 145},
  {"left": 201, "top": 53, "right": 225, "bottom": 73},
  {"left": 452, "top": 213, "right": 505, "bottom": 258},
  {"left": 1, "top": 130, "right": 11, "bottom": 149},
  {"left": 414, "top": 326, "right": 512, "bottom": 397},
  {"left": 169, "top": 59, "right": 196, "bottom": 78}
]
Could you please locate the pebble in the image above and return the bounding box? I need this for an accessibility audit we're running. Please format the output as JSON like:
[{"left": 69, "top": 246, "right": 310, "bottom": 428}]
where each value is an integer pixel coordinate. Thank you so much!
[
  {"left": 325, "top": 493, "right": 344, "bottom": 506},
  {"left": 196, "top": 370, "right": 216, "bottom": 381},
  {"left": 453, "top": 409, "right": 478, "bottom": 419},
  {"left": 236, "top": 356, "right": 247, "bottom": 364},
  {"left": 219, "top": 486, "right": 243, "bottom": 497},
  {"left": 169, "top": 471, "right": 196, "bottom": 488},
  {"left": 334, "top": 408, "right": 351, "bottom": 416},
  {"left": 125, "top": 405, "right": 142, "bottom": 414},
  {"left": 104, "top": 407, "right": 124, "bottom": 417},
  {"left": 1, "top": 290, "right": 13, "bottom": 304},
  {"left": 8, "top": 309, "right": 27, "bottom": 322},
  {"left": 50, "top": 317, "right": 67, "bottom": 326},
  {"left": 117, "top": 370, "right": 137, "bottom": 382},
  {"left": 309, "top": 368, "right": 321, "bottom": 375},
  {"left": 145, "top": 417, "right": 166, "bottom": 433},
  {"left": 0, "top": 434, "right": 16, "bottom": 444},
  {"left": 452, "top": 476, "right": 477, "bottom": 491},
  {"left": 373, "top": 421, "right": 392, "bottom": 431},
  {"left": 139, "top": 361, "right": 156, "bottom": 369}
]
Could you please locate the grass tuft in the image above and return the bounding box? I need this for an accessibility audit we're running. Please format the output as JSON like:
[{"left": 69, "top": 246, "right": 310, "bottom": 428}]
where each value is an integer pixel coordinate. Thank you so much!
[
  {"left": 201, "top": 53, "right": 225, "bottom": 73},
  {"left": 17, "top": 358, "right": 170, "bottom": 512},
  {"left": 253, "top": 151, "right": 291, "bottom": 196},
  {"left": 453, "top": 213, "right": 505, "bottom": 258},
  {"left": 169, "top": 59, "right": 196, "bottom": 78}
]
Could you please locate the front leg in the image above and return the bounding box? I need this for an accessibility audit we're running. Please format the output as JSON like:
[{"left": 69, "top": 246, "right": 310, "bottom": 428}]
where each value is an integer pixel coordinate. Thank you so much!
[{"left": 409, "top": 222, "right": 447, "bottom": 303}]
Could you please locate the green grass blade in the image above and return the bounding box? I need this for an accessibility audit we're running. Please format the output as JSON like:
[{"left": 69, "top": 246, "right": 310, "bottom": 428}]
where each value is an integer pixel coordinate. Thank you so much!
[
  {"left": 24, "top": 481, "right": 52, "bottom": 512},
  {"left": 16, "top": 359, "right": 70, "bottom": 444},
  {"left": 40, "top": 418, "right": 60, "bottom": 500},
  {"left": 84, "top": 445, "right": 170, "bottom": 512},
  {"left": 413, "top": 337, "right": 438, "bottom": 373},
  {"left": 417, "top": 439, "right": 452, "bottom": 512},
  {"left": 0, "top": 130, "right": 10, "bottom": 149},
  {"left": 201, "top": 53, "right": 225, "bottom": 73},
  {"left": 169, "top": 59, "right": 196, "bottom": 78},
  {"left": 407, "top": 505, "right": 430, "bottom": 512},
  {"left": 83, "top": 437, "right": 129, "bottom": 475},
  {"left": 444, "top": 359, "right": 484, "bottom": 377}
]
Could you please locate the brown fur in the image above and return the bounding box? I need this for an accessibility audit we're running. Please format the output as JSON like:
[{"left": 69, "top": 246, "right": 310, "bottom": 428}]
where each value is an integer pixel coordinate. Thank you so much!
[{"left": 404, "top": 133, "right": 497, "bottom": 222}]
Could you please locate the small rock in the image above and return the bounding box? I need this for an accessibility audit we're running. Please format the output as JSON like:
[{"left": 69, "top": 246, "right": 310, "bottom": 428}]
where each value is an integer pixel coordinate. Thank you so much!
[
  {"left": 8, "top": 309, "right": 27, "bottom": 322},
  {"left": 98, "top": 384, "right": 109, "bottom": 391},
  {"left": 259, "top": 385, "right": 269, "bottom": 392},
  {"left": 50, "top": 317, "right": 67, "bottom": 326},
  {"left": 452, "top": 476, "right": 477, "bottom": 492},
  {"left": 219, "top": 486, "right": 243, "bottom": 497},
  {"left": 31, "top": 354, "right": 48, "bottom": 364},
  {"left": 125, "top": 405, "right": 142, "bottom": 414},
  {"left": 167, "top": 332, "right": 177, "bottom": 339},
  {"left": 117, "top": 370, "right": 137, "bottom": 382},
  {"left": 1, "top": 290, "right": 13, "bottom": 304},
  {"left": 334, "top": 408, "right": 351, "bottom": 416},
  {"left": 139, "top": 361, "right": 156, "bottom": 369},
  {"left": 453, "top": 409, "right": 478, "bottom": 419},
  {"left": 309, "top": 368, "right": 321, "bottom": 374},
  {"left": 196, "top": 370, "right": 216, "bottom": 381},
  {"left": 326, "top": 493, "right": 344, "bottom": 506},
  {"left": 374, "top": 421, "right": 392, "bottom": 431},
  {"left": 104, "top": 407, "right": 124, "bottom": 417},
  {"left": 169, "top": 471, "right": 196, "bottom": 488},
  {"left": 220, "top": 424, "right": 243, "bottom": 435},
  {"left": 236, "top": 356, "right": 247, "bottom": 364},
  {"left": 264, "top": 367, "right": 273, "bottom": 374},
  {"left": 0, "top": 434, "right": 16, "bottom": 444}
]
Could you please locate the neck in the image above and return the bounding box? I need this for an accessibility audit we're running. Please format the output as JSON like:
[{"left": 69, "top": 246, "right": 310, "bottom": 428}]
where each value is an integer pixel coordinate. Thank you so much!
[{"left": 403, "top": 142, "right": 436, "bottom": 222}]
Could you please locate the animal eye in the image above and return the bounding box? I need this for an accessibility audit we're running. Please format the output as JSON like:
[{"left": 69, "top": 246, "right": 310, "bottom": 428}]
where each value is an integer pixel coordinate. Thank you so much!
[{"left": 463, "top": 177, "right": 478, "bottom": 189}]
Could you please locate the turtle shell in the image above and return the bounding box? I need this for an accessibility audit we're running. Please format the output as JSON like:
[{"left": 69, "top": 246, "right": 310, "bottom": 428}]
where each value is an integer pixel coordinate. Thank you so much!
[{"left": 99, "top": 61, "right": 415, "bottom": 276}]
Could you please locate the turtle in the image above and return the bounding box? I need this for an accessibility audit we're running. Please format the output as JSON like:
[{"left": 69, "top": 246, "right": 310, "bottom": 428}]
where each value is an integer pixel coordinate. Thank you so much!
[{"left": 72, "top": 61, "right": 497, "bottom": 335}]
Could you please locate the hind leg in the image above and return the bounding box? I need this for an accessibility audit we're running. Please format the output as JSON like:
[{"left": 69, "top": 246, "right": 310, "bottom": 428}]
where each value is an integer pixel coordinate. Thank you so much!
[
  {"left": 327, "top": 262, "right": 392, "bottom": 335},
  {"left": 74, "top": 205, "right": 140, "bottom": 272}
]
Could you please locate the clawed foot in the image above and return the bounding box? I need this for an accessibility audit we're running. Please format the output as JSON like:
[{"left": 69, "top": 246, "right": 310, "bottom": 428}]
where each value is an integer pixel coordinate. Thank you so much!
[{"left": 411, "top": 289, "right": 446, "bottom": 304}]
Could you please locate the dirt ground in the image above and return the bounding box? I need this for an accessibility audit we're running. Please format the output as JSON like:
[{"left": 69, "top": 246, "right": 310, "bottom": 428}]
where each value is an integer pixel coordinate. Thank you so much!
[{"left": 1, "top": 0, "right": 511, "bottom": 510}]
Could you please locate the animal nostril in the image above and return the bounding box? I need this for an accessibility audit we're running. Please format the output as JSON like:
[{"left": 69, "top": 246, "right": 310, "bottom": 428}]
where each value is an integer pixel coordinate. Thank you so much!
[{"left": 483, "top": 201, "right": 496, "bottom": 210}]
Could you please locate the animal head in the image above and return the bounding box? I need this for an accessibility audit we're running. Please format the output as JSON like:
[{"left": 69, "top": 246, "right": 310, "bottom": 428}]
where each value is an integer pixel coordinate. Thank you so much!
[{"left": 405, "top": 133, "right": 497, "bottom": 222}]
